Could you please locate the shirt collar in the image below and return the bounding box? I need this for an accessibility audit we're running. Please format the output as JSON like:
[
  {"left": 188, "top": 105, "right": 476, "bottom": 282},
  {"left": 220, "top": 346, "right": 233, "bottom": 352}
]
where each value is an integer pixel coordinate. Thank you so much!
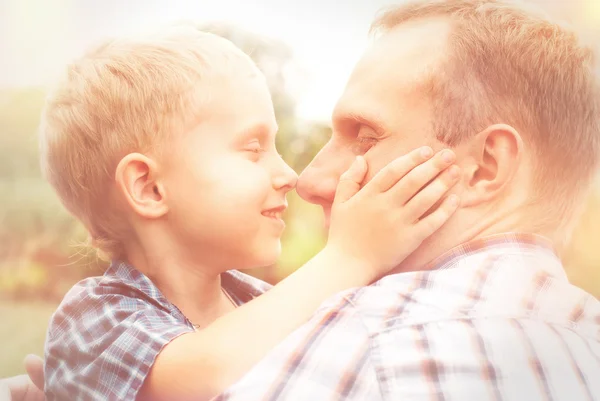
[
  {"left": 104, "top": 261, "right": 271, "bottom": 323},
  {"left": 105, "top": 261, "right": 180, "bottom": 314},
  {"left": 422, "top": 232, "right": 560, "bottom": 273}
]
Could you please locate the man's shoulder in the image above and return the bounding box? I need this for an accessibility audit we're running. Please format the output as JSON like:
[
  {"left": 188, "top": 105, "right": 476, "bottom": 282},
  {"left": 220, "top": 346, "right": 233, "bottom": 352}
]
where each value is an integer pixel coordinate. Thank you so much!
[
  {"left": 311, "top": 270, "right": 470, "bottom": 333},
  {"left": 316, "top": 252, "right": 600, "bottom": 334}
]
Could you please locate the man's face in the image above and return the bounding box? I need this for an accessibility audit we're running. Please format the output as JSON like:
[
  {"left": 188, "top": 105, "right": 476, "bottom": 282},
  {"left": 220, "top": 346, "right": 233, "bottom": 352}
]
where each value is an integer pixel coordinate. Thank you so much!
[{"left": 297, "top": 18, "right": 453, "bottom": 228}]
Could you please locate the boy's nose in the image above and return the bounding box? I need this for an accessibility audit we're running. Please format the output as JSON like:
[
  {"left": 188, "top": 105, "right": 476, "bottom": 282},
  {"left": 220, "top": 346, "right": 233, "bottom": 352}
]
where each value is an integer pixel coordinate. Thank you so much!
[{"left": 273, "top": 159, "right": 298, "bottom": 191}]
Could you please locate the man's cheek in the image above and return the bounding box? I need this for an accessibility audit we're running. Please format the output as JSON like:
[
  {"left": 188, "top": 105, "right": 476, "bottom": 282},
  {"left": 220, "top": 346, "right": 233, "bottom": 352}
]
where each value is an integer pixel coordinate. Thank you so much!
[{"left": 363, "top": 146, "right": 403, "bottom": 183}]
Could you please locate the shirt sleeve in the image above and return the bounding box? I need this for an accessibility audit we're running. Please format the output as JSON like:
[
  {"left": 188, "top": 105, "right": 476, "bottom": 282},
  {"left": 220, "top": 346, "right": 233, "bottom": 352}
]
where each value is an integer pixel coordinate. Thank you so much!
[
  {"left": 44, "top": 281, "right": 193, "bottom": 401},
  {"left": 214, "top": 292, "right": 384, "bottom": 401}
]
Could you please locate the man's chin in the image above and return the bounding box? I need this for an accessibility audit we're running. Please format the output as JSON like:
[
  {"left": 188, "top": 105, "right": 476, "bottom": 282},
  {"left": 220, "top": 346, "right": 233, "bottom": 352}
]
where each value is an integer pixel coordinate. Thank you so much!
[{"left": 323, "top": 209, "right": 331, "bottom": 230}]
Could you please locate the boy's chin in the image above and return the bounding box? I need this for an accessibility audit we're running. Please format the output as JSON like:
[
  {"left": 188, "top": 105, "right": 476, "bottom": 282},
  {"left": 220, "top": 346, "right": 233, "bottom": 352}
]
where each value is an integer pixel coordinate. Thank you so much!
[{"left": 241, "top": 242, "right": 282, "bottom": 270}]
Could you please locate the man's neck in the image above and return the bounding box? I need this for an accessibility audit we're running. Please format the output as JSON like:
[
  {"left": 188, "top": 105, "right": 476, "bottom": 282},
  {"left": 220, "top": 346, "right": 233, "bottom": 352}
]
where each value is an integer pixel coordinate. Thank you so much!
[{"left": 391, "top": 203, "right": 551, "bottom": 275}]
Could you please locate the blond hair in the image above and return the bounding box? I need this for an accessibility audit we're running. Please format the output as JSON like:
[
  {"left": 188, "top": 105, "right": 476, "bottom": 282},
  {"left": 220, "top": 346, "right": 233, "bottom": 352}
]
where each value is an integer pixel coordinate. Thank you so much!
[
  {"left": 39, "top": 26, "right": 260, "bottom": 260},
  {"left": 372, "top": 0, "right": 600, "bottom": 227}
]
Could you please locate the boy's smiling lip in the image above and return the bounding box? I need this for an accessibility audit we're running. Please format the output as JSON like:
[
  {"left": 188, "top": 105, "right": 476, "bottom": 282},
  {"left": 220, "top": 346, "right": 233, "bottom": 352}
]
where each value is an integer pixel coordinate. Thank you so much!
[{"left": 261, "top": 204, "right": 287, "bottom": 222}]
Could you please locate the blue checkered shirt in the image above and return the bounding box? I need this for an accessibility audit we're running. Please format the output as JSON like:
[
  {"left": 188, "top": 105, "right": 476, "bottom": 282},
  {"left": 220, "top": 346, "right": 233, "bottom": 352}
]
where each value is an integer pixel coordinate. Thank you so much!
[{"left": 43, "top": 262, "right": 271, "bottom": 400}]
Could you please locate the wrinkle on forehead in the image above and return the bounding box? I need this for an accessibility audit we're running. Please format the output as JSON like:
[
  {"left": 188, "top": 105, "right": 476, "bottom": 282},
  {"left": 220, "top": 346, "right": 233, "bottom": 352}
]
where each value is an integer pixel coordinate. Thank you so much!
[
  {"left": 333, "top": 17, "right": 453, "bottom": 134},
  {"left": 350, "top": 17, "right": 453, "bottom": 96}
]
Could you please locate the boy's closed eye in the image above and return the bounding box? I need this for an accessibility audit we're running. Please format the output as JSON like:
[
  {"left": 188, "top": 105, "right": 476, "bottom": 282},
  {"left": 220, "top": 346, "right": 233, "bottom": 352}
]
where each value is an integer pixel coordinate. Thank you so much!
[{"left": 246, "top": 140, "right": 265, "bottom": 154}]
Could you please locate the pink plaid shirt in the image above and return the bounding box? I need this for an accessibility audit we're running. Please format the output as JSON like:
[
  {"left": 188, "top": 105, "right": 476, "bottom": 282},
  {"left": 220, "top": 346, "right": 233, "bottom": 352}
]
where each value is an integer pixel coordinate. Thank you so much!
[{"left": 217, "top": 233, "right": 600, "bottom": 401}]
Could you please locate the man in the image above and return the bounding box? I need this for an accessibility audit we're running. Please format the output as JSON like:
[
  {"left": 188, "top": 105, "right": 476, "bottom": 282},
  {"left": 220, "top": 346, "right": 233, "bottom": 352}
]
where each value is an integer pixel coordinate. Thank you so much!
[
  {"left": 4, "top": 0, "right": 600, "bottom": 399},
  {"left": 217, "top": 0, "right": 600, "bottom": 399}
]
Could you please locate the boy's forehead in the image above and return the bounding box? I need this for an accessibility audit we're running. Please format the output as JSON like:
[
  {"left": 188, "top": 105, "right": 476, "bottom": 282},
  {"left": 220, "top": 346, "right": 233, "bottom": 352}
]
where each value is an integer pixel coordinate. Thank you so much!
[
  {"left": 186, "top": 76, "right": 277, "bottom": 145},
  {"left": 203, "top": 71, "right": 274, "bottom": 112}
]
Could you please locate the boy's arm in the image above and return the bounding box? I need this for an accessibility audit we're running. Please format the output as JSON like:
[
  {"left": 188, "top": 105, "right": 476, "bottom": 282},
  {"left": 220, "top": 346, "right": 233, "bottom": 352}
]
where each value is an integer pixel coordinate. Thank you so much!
[
  {"left": 214, "top": 292, "right": 383, "bottom": 401},
  {"left": 142, "top": 148, "right": 460, "bottom": 400},
  {"left": 143, "top": 249, "right": 373, "bottom": 400}
]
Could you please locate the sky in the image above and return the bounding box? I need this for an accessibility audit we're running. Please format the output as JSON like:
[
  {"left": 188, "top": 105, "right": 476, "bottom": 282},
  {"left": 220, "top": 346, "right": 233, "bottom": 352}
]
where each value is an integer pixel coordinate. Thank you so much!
[
  {"left": 1, "top": 0, "right": 598, "bottom": 122},
  {"left": 0, "top": 0, "right": 403, "bottom": 121}
]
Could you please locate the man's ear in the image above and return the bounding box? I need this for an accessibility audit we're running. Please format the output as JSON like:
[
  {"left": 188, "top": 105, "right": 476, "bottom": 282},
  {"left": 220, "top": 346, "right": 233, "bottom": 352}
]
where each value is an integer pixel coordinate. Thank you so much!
[
  {"left": 115, "top": 153, "right": 169, "bottom": 219},
  {"left": 460, "top": 124, "right": 523, "bottom": 207}
]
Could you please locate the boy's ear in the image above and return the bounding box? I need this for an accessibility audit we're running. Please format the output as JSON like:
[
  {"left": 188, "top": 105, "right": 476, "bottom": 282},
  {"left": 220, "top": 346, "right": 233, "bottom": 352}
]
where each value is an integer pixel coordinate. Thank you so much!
[
  {"left": 115, "top": 153, "right": 169, "bottom": 219},
  {"left": 459, "top": 124, "right": 523, "bottom": 208}
]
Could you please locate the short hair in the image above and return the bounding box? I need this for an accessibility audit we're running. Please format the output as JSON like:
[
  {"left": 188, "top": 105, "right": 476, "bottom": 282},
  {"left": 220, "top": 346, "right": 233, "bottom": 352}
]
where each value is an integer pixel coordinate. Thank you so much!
[
  {"left": 39, "top": 26, "right": 260, "bottom": 260},
  {"left": 371, "top": 0, "right": 600, "bottom": 226}
]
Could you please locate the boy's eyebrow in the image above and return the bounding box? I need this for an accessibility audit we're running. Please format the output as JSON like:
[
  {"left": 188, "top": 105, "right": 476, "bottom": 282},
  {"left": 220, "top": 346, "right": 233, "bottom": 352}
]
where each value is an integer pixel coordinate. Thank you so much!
[{"left": 237, "top": 123, "right": 278, "bottom": 142}]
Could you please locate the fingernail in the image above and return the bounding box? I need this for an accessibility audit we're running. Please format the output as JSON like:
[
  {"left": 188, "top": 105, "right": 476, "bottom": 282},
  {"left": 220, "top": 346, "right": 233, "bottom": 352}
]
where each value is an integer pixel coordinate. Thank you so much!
[
  {"left": 441, "top": 149, "right": 455, "bottom": 163},
  {"left": 421, "top": 146, "right": 433, "bottom": 158},
  {"left": 448, "top": 194, "right": 459, "bottom": 208},
  {"left": 353, "top": 156, "right": 365, "bottom": 170}
]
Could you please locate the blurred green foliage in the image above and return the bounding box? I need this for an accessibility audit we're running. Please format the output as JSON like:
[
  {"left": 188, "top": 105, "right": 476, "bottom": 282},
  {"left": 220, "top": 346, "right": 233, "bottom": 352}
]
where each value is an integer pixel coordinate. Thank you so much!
[{"left": 0, "top": 301, "right": 56, "bottom": 377}]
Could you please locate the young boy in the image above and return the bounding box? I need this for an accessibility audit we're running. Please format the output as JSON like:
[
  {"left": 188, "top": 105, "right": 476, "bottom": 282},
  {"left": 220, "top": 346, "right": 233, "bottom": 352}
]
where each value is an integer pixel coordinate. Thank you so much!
[{"left": 39, "top": 26, "right": 460, "bottom": 400}]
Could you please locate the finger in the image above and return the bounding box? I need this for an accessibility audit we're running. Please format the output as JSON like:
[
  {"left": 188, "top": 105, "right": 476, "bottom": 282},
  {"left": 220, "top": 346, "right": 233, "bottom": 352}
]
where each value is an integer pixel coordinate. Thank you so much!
[
  {"left": 414, "top": 194, "right": 460, "bottom": 238},
  {"left": 333, "top": 156, "right": 368, "bottom": 203},
  {"left": 363, "top": 146, "right": 434, "bottom": 194},
  {"left": 403, "top": 164, "right": 461, "bottom": 219},
  {"left": 0, "top": 381, "right": 11, "bottom": 401},
  {"left": 24, "top": 354, "right": 45, "bottom": 391},
  {"left": 1, "top": 375, "right": 30, "bottom": 401},
  {"left": 387, "top": 149, "right": 456, "bottom": 204}
]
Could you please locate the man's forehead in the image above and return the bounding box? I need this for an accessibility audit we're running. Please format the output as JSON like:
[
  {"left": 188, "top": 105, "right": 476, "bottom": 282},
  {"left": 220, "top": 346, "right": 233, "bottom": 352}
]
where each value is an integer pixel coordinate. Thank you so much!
[
  {"left": 345, "top": 17, "right": 452, "bottom": 96},
  {"left": 332, "top": 18, "right": 451, "bottom": 137}
]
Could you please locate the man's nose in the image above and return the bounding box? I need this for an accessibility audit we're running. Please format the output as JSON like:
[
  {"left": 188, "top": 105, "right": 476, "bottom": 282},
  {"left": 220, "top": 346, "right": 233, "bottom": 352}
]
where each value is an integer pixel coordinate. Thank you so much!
[
  {"left": 296, "top": 164, "right": 339, "bottom": 206},
  {"left": 297, "top": 144, "right": 354, "bottom": 206}
]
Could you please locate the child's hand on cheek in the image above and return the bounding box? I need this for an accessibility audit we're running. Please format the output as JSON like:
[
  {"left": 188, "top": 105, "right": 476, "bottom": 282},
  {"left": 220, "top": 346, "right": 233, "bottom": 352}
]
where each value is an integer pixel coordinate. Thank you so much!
[{"left": 325, "top": 146, "right": 461, "bottom": 279}]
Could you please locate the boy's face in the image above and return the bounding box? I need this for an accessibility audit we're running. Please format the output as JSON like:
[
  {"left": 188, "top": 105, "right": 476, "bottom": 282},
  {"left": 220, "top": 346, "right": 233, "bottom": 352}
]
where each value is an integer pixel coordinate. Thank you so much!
[{"left": 162, "top": 73, "right": 297, "bottom": 271}]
